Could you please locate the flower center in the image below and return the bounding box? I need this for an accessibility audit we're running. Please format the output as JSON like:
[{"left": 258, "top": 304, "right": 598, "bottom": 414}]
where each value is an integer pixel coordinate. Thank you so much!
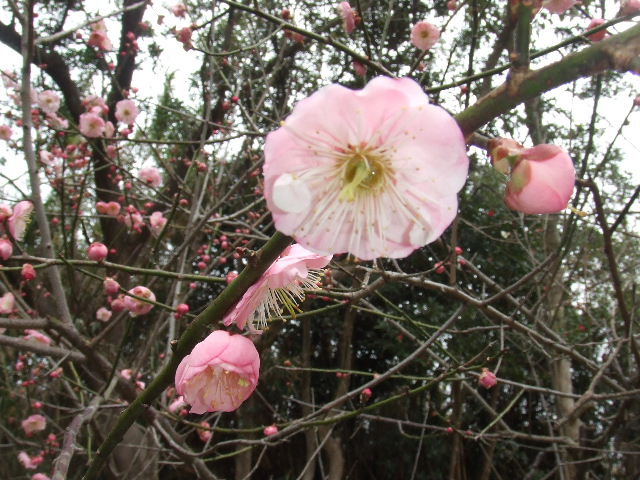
[{"left": 338, "top": 148, "right": 389, "bottom": 202}]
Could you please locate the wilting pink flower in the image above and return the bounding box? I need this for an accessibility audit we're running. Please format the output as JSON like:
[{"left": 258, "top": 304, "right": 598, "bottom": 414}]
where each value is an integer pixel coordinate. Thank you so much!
[
  {"left": 620, "top": 0, "right": 640, "bottom": 15},
  {"left": 31, "top": 473, "right": 51, "bottom": 480},
  {"left": 171, "top": 3, "right": 188, "bottom": 17},
  {"left": 0, "top": 203, "right": 12, "bottom": 221},
  {"left": 87, "top": 242, "right": 108, "bottom": 262},
  {"left": 8, "top": 200, "right": 34, "bottom": 241},
  {"left": 79, "top": 112, "right": 105, "bottom": 137},
  {"left": 263, "top": 424, "right": 278, "bottom": 436},
  {"left": 337, "top": 2, "right": 357, "bottom": 33},
  {"left": 504, "top": 144, "right": 575, "bottom": 214},
  {"left": 411, "top": 21, "right": 440, "bottom": 50},
  {"left": 123, "top": 286, "right": 156, "bottom": 317},
  {"left": 21, "top": 414, "right": 46, "bottom": 436},
  {"left": 542, "top": 0, "right": 578, "bottom": 14},
  {"left": 96, "top": 307, "right": 112, "bottom": 322},
  {"left": 104, "top": 277, "right": 120, "bottom": 295},
  {"left": 37, "top": 90, "right": 60, "bottom": 114},
  {"left": 197, "top": 421, "right": 212, "bottom": 442},
  {"left": 263, "top": 77, "right": 468, "bottom": 260},
  {"left": 0, "top": 125, "right": 12, "bottom": 140},
  {"left": 176, "top": 27, "right": 193, "bottom": 50},
  {"left": 585, "top": 18, "right": 608, "bottom": 41},
  {"left": 0, "top": 237, "right": 13, "bottom": 260},
  {"left": 24, "top": 329, "right": 52, "bottom": 345},
  {"left": 0, "top": 292, "right": 15, "bottom": 314},
  {"left": 149, "top": 211, "right": 167, "bottom": 236},
  {"left": 115, "top": 99, "right": 139, "bottom": 125},
  {"left": 18, "top": 451, "right": 42, "bottom": 470},
  {"left": 96, "top": 201, "right": 121, "bottom": 216},
  {"left": 21, "top": 263, "right": 36, "bottom": 281},
  {"left": 479, "top": 368, "right": 497, "bottom": 389},
  {"left": 139, "top": 166, "right": 163, "bottom": 188},
  {"left": 175, "top": 330, "right": 260, "bottom": 414},
  {"left": 224, "top": 244, "right": 331, "bottom": 333}
]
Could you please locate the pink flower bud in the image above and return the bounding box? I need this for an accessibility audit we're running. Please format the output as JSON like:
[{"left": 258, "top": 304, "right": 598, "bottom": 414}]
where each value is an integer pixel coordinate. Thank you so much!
[
  {"left": 175, "top": 303, "right": 190, "bottom": 317},
  {"left": 0, "top": 237, "right": 13, "bottom": 260},
  {"left": 110, "top": 295, "right": 126, "bottom": 312},
  {"left": 0, "top": 203, "right": 12, "bottom": 221},
  {"left": 87, "top": 242, "right": 108, "bottom": 262},
  {"left": 360, "top": 387, "right": 372, "bottom": 401},
  {"left": 263, "top": 424, "right": 278, "bottom": 436},
  {"left": 96, "top": 307, "right": 112, "bottom": 322},
  {"left": 103, "top": 277, "right": 120, "bottom": 295},
  {"left": 478, "top": 368, "right": 497, "bottom": 389},
  {"left": 585, "top": 18, "right": 608, "bottom": 42},
  {"left": 197, "top": 421, "right": 212, "bottom": 442},
  {"left": 337, "top": 2, "right": 357, "bottom": 34},
  {"left": 21, "top": 263, "right": 36, "bottom": 281},
  {"left": 175, "top": 330, "right": 260, "bottom": 413}
]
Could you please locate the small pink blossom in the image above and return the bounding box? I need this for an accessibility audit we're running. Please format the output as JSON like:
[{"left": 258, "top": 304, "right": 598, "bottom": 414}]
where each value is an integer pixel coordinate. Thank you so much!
[
  {"left": 104, "top": 277, "right": 120, "bottom": 295},
  {"left": 82, "top": 95, "right": 108, "bottom": 114},
  {"left": 149, "top": 211, "right": 167, "bottom": 236},
  {"left": 479, "top": 368, "right": 497, "bottom": 389},
  {"left": 21, "top": 414, "right": 46, "bottom": 436},
  {"left": 542, "top": 0, "right": 578, "bottom": 14},
  {"left": 32, "top": 474, "right": 51, "bottom": 480},
  {"left": 224, "top": 244, "right": 331, "bottom": 333},
  {"left": 176, "top": 27, "right": 193, "bottom": 50},
  {"left": 410, "top": 21, "right": 440, "bottom": 50},
  {"left": 360, "top": 387, "right": 372, "bottom": 401},
  {"left": 0, "top": 237, "right": 13, "bottom": 260},
  {"left": 104, "top": 121, "right": 115, "bottom": 138},
  {"left": 171, "top": 3, "right": 188, "bottom": 17},
  {"left": 585, "top": 18, "right": 608, "bottom": 42},
  {"left": 264, "top": 77, "right": 468, "bottom": 260},
  {"left": 88, "top": 21, "right": 113, "bottom": 51},
  {"left": 37, "top": 90, "right": 61, "bottom": 114},
  {"left": 21, "top": 263, "right": 36, "bottom": 281},
  {"left": 18, "top": 451, "right": 42, "bottom": 470},
  {"left": 115, "top": 99, "right": 139, "bottom": 125},
  {"left": 96, "top": 307, "right": 112, "bottom": 322},
  {"left": 337, "top": 2, "right": 357, "bottom": 34},
  {"left": 352, "top": 60, "right": 367, "bottom": 77},
  {"left": 96, "top": 201, "right": 121, "bottom": 216},
  {"left": 123, "top": 286, "right": 156, "bottom": 317},
  {"left": 0, "top": 125, "right": 12, "bottom": 141},
  {"left": 175, "top": 303, "right": 190, "bottom": 317},
  {"left": 45, "top": 113, "right": 69, "bottom": 130},
  {"left": 620, "top": 0, "right": 640, "bottom": 15},
  {"left": 0, "top": 292, "right": 15, "bottom": 314},
  {"left": 0, "top": 203, "right": 12, "bottom": 221},
  {"left": 139, "top": 166, "right": 163, "bottom": 188},
  {"left": 197, "top": 421, "right": 212, "bottom": 442},
  {"left": 175, "top": 330, "right": 260, "bottom": 414},
  {"left": 123, "top": 210, "right": 144, "bottom": 231},
  {"left": 504, "top": 144, "right": 575, "bottom": 214},
  {"left": 263, "top": 424, "right": 278, "bottom": 436},
  {"left": 8, "top": 200, "right": 34, "bottom": 241},
  {"left": 168, "top": 395, "right": 187, "bottom": 413},
  {"left": 87, "top": 242, "right": 108, "bottom": 262},
  {"left": 79, "top": 112, "right": 105, "bottom": 138},
  {"left": 24, "top": 329, "right": 52, "bottom": 345}
]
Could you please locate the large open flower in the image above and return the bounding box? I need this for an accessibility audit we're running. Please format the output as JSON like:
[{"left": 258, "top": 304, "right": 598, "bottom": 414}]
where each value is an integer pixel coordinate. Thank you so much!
[
  {"left": 223, "top": 244, "right": 331, "bottom": 333},
  {"left": 264, "top": 76, "right": 468, "bottom": 260}
]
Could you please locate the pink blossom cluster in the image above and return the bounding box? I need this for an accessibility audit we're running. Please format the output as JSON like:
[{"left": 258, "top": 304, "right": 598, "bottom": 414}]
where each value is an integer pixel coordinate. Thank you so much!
[{"left": 87, "top": 20, "right": 113, "bottom": 51}]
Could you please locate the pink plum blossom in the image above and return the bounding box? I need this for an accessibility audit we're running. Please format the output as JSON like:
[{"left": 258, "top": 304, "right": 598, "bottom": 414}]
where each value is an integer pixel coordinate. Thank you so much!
[
  {"left": 149, "top": 211, "right": 167, "bottom": 236},
  {"left": 123, "top": 286, "right": 156, "bottom": 317},
  {"left": 139, "top": 166, "right": 163, "bottom": 188},
  {"left": 479, "top": 368, "right": 497, "bottom": 389},
  {"left": 123, "top": 210, "right": 144, "bottom": 231},
  {"left": 96, "top": 201, "right": 121, "bottom": 216},
  {"left": 504, "top": 144, "right": 575, "bottom": 214},
  {"left": 175, "top": 330, "right": 260, "bottom": 413},
  {"left": 264, "top": 424, "right": 278, "bottom": 436},
  {"left": 21, "top": 414, "right": 46, "bottom": 436},
  {"left": 104, "top": 121, "right": 115, "bottom": 138},
  {"left": 224, "top": 244, "right": 331, "bottom": 333},
  {"left": 103, "top": 277, "right": 120, "bottom": 295},
  {"left": 22, "top": 263, "right": 36, "bottom": 281},
  {"left": 120, "top": 368, "right": 146, "bottom": 389},
  {"left": 168, "top": 395, "right": 187, "bottom": 413},
  {"left": 197, "top": 421, "right": 212, "bottom": 442},
  {"left": 32, "top": 474, "right": 51, "bottom": 480},
  {"left": 87, "top": 242, "right": 108, "bottom": 261},
  {"left": 0, "top": 203, "right": 12, "bottom": 220},
  {"left": 353, "top": 60, "right": 367, "bottom": 77},
  {"left": 24, "top": 329, "right": 52, "bottom": 345},
  {"left": 96, "top": 307, "right": 112, "bottom": 322},
  {"left": 45, "top": 113, "right": 69, "bottom": 130},
  {"left": 37, "top": 90, "right": 60, "bottom": 114},
  {"left": 171, "top": 3, "right": 188, "bottom": 17},
  {"left": 542, "top": 0, "right": 578, "bottom": 14},
  {"left": 115, "top": 99, "right": 139, "bottom": 125},
  {"left": 88, "top": 21, "right": 113, "bottom": 51},
  {"left": 82, "top": 95, "right": 108, "bottom": 114},
  {"left": 0, "top": 237, "right": 13, "bottom": 260},
  {"left": 620, "top": 0, "right": 640, "bottom": 15},
  {"left": 0, "top": 125, "right": 12, "bottom": 141},
  {"left": 8, "top": 200, "right": 33, "bottom": 241},
  {"left": 0, "top": 292, "right": 15, "bottom": 314},
  {"left": 18, "top": 451, "right": 42, "bottom": 470},
  {"left": 79, "top": 112, "right": 105, "bottom": 137},
  {"left": 176, "top": 27, "right": 193, "bottom": 50},
  {"left": 585, "top": 18, "right": 608, "bottom": 41},
  {"left": 337, "top": 2, "right": 357, "bottom": 34},
  {"left": 410, "top": 21, "right": 440, "bottom": 50},
  {"left": 263, "top": 76, "right": 468, "bottom": 260}
]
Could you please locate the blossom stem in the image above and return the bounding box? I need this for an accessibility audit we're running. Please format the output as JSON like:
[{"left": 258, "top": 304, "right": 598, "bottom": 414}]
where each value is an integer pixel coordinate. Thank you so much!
[{"left": 81, "top": 231, "right": 292, "bottom": 480}]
